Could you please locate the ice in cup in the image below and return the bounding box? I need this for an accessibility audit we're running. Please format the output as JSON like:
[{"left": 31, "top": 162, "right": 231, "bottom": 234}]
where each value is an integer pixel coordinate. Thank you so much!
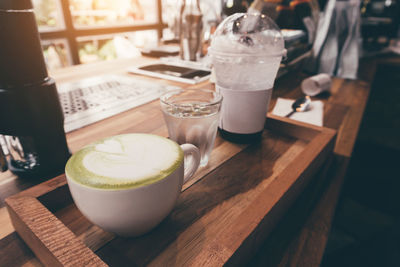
[
  {"left": 160, "top": 89, "right": 222, "bottom": 167},
  {"left": 208, "top": 13, "right": 286, "bottom": 141}
]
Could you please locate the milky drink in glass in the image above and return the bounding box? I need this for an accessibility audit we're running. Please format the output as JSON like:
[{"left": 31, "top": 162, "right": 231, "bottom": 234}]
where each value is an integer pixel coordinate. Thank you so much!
[{"left": 209, "top": 13, "right": 285, "bottom": 141}]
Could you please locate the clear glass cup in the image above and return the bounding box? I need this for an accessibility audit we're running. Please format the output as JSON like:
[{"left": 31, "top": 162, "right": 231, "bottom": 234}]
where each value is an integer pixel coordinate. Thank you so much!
[{"left": 160, "top": 89, "right": 222, "bottom": 167}]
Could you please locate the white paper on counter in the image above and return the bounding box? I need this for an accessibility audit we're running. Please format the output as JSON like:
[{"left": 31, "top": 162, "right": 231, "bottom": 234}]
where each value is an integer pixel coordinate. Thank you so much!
[{"left": 272, "top": 98, "right": 324, "bottom": 126}]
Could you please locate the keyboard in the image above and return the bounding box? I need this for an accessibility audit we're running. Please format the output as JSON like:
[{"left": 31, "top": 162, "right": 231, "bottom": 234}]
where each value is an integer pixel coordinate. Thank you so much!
[{"left": 58, "top": 74, "right": 177, "bottom": 133}]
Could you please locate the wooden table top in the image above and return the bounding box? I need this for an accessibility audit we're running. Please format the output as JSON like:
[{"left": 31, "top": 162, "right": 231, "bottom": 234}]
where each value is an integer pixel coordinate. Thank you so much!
[{"left": 0, "top": 56, "right": 372, "bottom": 266}]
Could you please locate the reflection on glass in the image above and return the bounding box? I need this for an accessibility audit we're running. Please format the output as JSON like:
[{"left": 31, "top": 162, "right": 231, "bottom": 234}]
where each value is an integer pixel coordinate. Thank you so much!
[
  {"left": 69, "top": 0, "right": 157, "bottom": 28},
  {"left": 162, "top": 0, "right": 181, "bottom": 41},
  {"left": 32, "top": 0, "right": 64, "bottom": 30},
  {"left": 77, "top": 30, "right": 158, "bottom": 64},
  {"left": 42, "top": 39, "right": 71, "bottom": 70},
  {"left": 162, "top": 0, "right": 221, "bottom": 42}
]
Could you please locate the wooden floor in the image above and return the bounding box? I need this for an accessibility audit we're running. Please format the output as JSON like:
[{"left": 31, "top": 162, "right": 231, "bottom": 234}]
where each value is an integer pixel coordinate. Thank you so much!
[{"left": 321, "top": 56, "right": 400, "bottom": 266}]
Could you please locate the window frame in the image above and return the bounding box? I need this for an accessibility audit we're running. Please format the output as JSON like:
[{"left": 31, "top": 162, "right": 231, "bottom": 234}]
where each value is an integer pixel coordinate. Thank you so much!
[{"left": 39, "top": 0, "right": 165, "bottom": 65}]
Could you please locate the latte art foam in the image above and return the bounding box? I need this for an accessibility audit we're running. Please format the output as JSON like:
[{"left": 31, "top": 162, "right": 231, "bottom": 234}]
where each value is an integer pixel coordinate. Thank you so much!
[{"left": 66, "top": 134, "right": 183, "bottom": 189}]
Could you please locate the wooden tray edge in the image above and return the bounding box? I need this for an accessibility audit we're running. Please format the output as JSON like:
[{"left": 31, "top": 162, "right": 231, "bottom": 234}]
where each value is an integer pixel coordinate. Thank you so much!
[
  {"left": 5, "top": 115, "right": 336, "bottom": 267},
  {"left": 5, "top": 177, "right": 106, "bottom": 267}
]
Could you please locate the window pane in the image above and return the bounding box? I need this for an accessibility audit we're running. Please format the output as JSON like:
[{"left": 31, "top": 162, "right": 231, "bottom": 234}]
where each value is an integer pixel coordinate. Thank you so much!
[
  {"left": 42, "top": 39, "right": 72, "bottom": 70},
  {"left": 77, "top": 30, "right": 158, "bottom": 64},
  {"left": 32, "top": 0, "right": 65, "bottom": 31},
  {"left": 69, "top": 0, "right": 158, "bottom": 28}
]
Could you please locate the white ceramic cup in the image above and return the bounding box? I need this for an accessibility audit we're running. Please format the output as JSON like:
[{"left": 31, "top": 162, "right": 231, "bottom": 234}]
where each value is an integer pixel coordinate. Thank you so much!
[{"left": 65, "top": 135, "right": 200, "bottom": 237}]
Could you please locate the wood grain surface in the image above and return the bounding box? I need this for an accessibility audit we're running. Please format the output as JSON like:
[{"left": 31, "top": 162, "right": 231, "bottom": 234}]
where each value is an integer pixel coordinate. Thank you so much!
[
  {"left": 0, "top": 55, "right": 377, "bottom": 266},
  {"left": 5, "top": 116, "right": 335, "bottom": 266}
]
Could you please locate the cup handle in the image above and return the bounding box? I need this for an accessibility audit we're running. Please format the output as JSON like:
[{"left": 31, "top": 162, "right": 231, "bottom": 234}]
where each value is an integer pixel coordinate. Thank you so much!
[{"left": 180, "top": 144, "right": 200, "bottom": 184}]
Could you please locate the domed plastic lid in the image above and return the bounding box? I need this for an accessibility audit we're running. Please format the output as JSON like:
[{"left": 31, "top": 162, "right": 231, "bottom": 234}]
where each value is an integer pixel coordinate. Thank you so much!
[{"left": 209, "top": 13, "right": 285, "bottom": 57}]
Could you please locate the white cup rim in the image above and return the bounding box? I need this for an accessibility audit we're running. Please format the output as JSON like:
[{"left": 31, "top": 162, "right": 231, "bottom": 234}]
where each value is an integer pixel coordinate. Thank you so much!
[
  {"left": 65, "top": 134, "right": 184, "bottom": 191},
  {"left": 65, "top": 162, "right": 182, "bottom": 192}
]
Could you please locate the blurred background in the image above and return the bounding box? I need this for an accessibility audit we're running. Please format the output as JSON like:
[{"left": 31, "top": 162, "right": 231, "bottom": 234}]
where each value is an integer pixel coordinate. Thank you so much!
[
  {"left": 34, "top": 0, "right": 222, "bottom": 69},
  {"left": 34, "top": 0, "right": 399, "bottom": 76}
]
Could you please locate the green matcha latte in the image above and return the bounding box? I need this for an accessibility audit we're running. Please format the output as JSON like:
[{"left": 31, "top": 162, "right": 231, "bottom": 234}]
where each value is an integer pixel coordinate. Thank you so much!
[{"left": 65, "top": 134, "right": 184, "bottom": 189}]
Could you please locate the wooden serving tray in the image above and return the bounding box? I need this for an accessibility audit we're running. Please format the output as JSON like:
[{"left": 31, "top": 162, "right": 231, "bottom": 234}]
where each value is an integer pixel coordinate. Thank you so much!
[{"left": 5, "top": 115, "right": 336, "bottom": 266}]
